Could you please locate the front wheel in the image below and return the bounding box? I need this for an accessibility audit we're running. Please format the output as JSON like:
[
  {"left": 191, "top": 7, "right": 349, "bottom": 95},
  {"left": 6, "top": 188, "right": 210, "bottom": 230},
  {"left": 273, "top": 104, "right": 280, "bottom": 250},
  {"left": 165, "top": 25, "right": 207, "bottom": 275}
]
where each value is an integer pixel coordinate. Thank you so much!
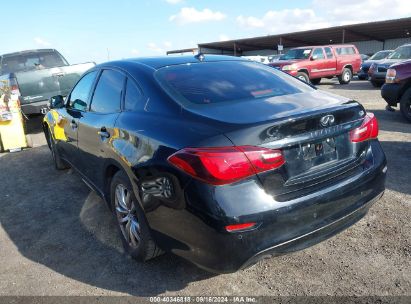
[
  {"left": 46, "top": 127, "right": 69, "bottom": 170},
  {"left": 400, "top": 89, "right": 411, "bottom": 123},
  {"left": 338, "top": 68, "right": 352, "bottom": 84},
  {"left": 110, "top": 171, "right": 163, "bottom": 261}
]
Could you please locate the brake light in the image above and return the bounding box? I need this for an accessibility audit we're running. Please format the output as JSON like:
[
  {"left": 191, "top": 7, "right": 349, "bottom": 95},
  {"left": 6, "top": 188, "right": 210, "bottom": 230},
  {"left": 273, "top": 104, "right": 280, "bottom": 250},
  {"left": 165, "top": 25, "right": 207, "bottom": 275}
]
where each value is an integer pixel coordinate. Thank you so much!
[
  {"left": 225, "top": 222, "right": 256, "bottom": 232},
  {"left": 168, "top": 146, "right": 285, "bottom": 185},
  {"left": 349, "top": 113, "right": 379, "bottom": 143}
]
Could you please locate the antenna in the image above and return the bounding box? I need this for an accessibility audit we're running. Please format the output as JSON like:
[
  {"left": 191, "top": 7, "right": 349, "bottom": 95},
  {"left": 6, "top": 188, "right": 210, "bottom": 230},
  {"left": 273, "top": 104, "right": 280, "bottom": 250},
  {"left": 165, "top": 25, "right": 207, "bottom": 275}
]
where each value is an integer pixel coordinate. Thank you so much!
[{"left": 107, "top": 48, "right": 110, "bottom": 61}]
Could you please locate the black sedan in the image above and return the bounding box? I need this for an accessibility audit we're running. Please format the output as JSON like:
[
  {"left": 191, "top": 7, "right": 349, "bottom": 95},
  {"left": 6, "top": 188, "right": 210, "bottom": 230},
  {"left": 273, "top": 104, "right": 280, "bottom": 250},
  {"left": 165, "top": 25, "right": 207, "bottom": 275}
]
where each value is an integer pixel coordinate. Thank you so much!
[{"left": 43, "top": 55, "right": 387, "bottom": 273}]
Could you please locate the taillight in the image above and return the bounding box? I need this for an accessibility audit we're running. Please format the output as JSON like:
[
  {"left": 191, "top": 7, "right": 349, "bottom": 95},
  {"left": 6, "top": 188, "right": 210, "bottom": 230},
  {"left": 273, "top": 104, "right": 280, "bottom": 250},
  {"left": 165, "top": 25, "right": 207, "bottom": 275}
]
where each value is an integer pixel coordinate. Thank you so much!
[
  {"left": 168, "top": 146, "right": 285, "bottom": 185},
  {"left": 225, "top": 222, "right": 256, "bottom": 232},
  {"left": 350, "top": 113, "right": 379, "bottom": 143}
]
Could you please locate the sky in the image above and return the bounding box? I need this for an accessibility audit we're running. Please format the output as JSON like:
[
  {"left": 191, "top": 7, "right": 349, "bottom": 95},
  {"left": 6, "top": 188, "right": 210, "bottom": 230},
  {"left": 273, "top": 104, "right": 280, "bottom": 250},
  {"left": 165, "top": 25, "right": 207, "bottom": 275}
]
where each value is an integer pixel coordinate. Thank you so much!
[{"left": 1, "top": 0, "right": 410, "bottom": 64}]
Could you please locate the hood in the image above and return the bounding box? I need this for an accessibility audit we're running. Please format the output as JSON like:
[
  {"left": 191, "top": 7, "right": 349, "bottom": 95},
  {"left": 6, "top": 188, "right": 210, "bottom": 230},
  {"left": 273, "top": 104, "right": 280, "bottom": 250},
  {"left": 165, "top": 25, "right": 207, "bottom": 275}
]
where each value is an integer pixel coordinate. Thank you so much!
[
  {"left": 389, "top": 59, "right": 411, "bottom": 69},
  {"left": 184, "top": 89, "right": 353, "bottom": 125}
]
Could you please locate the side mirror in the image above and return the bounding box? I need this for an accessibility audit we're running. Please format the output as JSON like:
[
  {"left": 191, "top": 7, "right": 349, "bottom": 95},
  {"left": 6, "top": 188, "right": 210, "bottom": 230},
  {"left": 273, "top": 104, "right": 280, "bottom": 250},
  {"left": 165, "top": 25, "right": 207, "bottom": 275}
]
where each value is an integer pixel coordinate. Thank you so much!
[
  {"left": 310, "top": 56, "right": 316, "bottom": 61},
  {"left": 72, "top": 99, "right": 88, "bottom": 112},
  {"left": 50, "top": 95, "right": 64, "bottom": 109}
]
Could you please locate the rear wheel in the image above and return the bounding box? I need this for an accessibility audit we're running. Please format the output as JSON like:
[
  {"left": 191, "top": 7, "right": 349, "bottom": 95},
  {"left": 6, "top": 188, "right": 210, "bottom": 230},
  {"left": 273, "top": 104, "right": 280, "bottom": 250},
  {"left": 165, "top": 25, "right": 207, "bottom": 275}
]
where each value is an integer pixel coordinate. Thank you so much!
[
  {"left": 311, "top": 78, "right": 321, "bottom": 85},
  {"left": 110, "top": 171, "right": 163, "bottom": 261},
  {"left": 400, "top": 88, "right": 411, "bottom": 123},
  {"left": 296, "top": 72, "right": 309, "bottom": 83},
  {"left": 338, "top": 68, "right": 352, "bottom": 84}
]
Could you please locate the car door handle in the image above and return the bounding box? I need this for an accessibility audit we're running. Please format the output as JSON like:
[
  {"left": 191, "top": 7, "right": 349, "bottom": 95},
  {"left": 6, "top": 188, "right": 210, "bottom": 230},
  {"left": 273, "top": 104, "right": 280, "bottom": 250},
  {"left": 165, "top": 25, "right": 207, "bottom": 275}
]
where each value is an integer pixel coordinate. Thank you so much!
[
  {"left": 70, "top": 120, "right": 78, "bottom": 129},
  {"left": 98, "top": 127, "right": 110, "bottom": 139}
]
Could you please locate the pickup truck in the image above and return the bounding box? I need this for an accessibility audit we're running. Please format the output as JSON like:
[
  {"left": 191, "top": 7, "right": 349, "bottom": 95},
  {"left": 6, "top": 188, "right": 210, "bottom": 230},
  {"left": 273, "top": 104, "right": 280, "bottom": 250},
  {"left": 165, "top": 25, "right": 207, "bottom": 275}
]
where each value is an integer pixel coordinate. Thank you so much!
[
  {"left": 0, "top": 49, "right": 95, "bottom": 115},
  {"left": 268, "top": 44, "right": 362, "bottom": 85},
  {"left": 381, "top": 59, "right": 411, "bottom": 122}
]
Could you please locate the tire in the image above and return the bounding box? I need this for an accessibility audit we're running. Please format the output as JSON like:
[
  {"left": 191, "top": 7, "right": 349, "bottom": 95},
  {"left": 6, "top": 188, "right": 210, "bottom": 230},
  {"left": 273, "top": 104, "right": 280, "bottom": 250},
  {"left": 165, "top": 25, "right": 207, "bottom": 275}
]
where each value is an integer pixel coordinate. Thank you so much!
[
  {"left": 358, "top": 75, "right": 368, "bottom": 80},
  {"left": 296, "top": 72, "right": 309, "bottom": 83},
  {"left": 371, "top": 80, "right": 382, "bottom": 88},
  {"left": 110, "top": 171, "right": 163, "bottom": 261},
  {"left": 338, "top": 68, "right": 352, "bottom": 84},
  {"left": 46, "top": 127, "right": 69, "bottom": 170},
  {"left": 400, "top": 88, "right": 411, "bottom": 123},
  {"left": 311, "top": 78, "right": 321, "bottom": 85}
]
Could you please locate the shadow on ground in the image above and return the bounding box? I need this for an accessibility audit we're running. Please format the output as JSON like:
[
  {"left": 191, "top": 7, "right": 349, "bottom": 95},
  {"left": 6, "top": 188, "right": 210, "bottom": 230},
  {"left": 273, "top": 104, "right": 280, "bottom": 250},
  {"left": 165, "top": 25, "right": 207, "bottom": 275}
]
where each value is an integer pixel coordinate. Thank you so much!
[
  {"left": 320, "top": 79, "right": 378, "bottom": 91},
  {"left": 0, "top": 147, "right": 213, "bottom": 296}
]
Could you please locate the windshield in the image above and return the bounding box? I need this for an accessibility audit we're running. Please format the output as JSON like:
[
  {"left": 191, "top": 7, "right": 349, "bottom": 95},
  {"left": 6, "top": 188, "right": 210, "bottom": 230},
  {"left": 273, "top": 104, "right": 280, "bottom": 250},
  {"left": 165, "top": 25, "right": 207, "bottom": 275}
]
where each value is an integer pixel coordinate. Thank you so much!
[
  {"left": 369, "top": 51, "right": 391, "bottom": 60},
  {"left": 280, "top": 48, "right": 312, "bottom": 60},
  {"left": 1, "top": 51, "right": 68, "bottom": 74},
  {"left": 155, "top": 61, "right": 314, "bottom": 105},
  {"left": 387, "top": 46, "right": 411, "bottom": 60}
]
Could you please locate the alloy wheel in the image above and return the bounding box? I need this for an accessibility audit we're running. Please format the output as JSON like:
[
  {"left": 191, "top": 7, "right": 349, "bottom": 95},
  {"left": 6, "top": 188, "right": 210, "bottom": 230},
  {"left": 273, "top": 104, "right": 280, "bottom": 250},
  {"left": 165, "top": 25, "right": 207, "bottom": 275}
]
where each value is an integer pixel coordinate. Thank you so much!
[{"left": 114, "top": 184, "right": 141, "bottom": 248}]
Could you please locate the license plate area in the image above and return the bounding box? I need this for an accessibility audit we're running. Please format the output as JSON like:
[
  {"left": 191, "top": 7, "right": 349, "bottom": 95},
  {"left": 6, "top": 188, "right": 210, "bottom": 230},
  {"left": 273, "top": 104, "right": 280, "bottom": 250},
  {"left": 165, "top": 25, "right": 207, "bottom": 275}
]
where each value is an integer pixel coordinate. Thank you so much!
[{"left": 301, "top": 137, "right": 337, "bottom": 165}]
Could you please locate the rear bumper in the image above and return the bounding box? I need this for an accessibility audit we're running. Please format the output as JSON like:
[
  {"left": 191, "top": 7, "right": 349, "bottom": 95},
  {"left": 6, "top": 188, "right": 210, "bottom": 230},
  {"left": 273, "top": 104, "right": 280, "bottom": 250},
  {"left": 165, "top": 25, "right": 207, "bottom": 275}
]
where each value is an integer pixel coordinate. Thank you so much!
[
  {"left": 152, "top": 141, "right": 387, "bottom": 273},
  {"left": 241, "top": 191, "right": 382, "bottom": 270},
  {"left": 21, "top": 100, "right": 48, "bottom": 115},
  {"left": 381, "top": 83, "right": 402, "bottom": 106}
]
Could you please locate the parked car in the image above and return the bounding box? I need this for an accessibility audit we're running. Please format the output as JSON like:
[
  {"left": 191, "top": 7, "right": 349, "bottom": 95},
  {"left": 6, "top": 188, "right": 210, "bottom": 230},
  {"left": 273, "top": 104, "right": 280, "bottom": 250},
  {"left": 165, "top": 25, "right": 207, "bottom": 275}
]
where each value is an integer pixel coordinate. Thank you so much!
[
  {"left": 0, "top": 49, "right": 95, "bottom": 115},
  {"left": 358, "top": 50, "right": 393, "bottom": 80},
  {"left": 368, "top": 44, "right": 411, "bottom": 87},
  {"left": 381, "top": 59, "right": 411, "bottom": 122},
  {"left": 242, "top": 55, "right": 270, "bottom": 64},
  {"left": 269, "top": 44, "right": 362, "bottom": 85},
  {"left": 43, "top": 55, "right": 386, "bottom": 273}
]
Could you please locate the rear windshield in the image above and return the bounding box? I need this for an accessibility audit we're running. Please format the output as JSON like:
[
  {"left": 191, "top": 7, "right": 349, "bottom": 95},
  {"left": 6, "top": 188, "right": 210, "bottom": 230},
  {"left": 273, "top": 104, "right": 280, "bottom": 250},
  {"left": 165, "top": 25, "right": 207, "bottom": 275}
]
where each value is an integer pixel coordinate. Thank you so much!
[
  {"left": 280, "top": 48, "right": 312, "bottom": 60},
  {"left": 387, "top": 46, "right": 411, "bottom": 60},
  {"left": 1, "top": 51, "right": 68, "bottom": 74},
  {"left": 369, "top": 51, "right": 391, "bottom": 60},
  {"left": 155, "top": 61, "right": 314, "bottom": 105}
]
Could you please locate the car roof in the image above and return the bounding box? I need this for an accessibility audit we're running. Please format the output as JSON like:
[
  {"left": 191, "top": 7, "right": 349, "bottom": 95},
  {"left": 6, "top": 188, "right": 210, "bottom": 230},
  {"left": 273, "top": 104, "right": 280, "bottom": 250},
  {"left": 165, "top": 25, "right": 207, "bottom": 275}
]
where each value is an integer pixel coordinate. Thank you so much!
[{"left": 97, "top": 55, "right": 246, "bottom": 70}]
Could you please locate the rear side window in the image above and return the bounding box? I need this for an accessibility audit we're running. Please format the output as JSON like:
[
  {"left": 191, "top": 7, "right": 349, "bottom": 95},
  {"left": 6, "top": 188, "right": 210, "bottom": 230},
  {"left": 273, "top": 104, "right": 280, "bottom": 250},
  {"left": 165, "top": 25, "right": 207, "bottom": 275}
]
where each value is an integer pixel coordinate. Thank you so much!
[
  {"left": 90, "top": 70, "right": 125, "bottom": 113},
  {"left": 68, "top": 71, "right": 98, "bottom": 111},
  {"left": 324, "top": 47, "right": 333, "bottom": 58},
  {"left": 335, "top": 47, "right": 356, "bottom": 55},
  {"left": 124, "top": 78, "right": 143, "bottom": 111},
  {"left": 155, "top": 61, "right": 313, "bottom": 105},
  {"left": 312, "top": 48, "right": 325, "bottom": 60}
]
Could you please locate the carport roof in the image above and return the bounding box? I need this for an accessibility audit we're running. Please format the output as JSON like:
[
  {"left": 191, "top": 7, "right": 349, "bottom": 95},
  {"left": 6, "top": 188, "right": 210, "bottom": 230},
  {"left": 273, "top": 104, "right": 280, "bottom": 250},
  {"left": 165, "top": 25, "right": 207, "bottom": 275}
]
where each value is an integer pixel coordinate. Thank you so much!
[{"left": 197, "top": 17, "right": 411, "bottom": 52}]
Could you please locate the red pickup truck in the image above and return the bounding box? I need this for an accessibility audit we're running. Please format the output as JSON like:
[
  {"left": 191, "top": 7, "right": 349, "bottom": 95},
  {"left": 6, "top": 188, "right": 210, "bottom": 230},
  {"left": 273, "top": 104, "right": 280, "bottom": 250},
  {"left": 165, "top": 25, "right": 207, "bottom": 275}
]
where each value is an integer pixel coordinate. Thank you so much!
[{"left": 269, "top": 44, "right": 362, "bottom": 85}]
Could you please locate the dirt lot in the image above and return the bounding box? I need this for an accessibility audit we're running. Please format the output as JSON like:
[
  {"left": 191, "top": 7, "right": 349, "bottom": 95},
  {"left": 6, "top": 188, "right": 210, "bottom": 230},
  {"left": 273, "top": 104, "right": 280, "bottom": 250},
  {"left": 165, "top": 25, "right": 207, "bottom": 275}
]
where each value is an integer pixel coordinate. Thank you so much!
[{"left": 0, "top": 79, "right": 410, "bottom": 297}]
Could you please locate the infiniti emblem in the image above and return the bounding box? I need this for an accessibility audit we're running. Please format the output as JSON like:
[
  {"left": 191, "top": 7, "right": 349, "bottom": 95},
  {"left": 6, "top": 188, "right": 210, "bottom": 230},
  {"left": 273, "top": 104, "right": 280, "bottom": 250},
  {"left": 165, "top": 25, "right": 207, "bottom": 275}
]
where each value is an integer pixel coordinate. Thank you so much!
[{"left": 320, "top": 114, "right": 335, "bottom": 127}]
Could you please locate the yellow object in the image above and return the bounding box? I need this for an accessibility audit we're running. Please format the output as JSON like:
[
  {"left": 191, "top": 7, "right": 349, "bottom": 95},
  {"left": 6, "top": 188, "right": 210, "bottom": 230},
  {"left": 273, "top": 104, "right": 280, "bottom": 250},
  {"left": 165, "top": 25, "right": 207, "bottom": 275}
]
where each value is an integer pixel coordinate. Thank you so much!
[
  {"left": 50, "top": 110, "right": 68, "bottom": 141},
  {"left": 0, "top": 94, "right": 27, "bottom": 151}
]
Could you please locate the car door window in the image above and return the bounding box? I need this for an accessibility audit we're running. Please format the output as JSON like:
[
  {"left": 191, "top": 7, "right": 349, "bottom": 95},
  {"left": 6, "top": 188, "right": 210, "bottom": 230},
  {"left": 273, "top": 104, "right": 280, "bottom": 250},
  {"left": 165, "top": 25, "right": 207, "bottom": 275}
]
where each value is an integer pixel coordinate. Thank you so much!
[
  {"left": 312, "top": 48, "right": 325, "bottom": 60},
  {"left": 90, "top": 69, "right": 125, "bottom": 113},
  {"left": 324, "top": 47, "right": 333, "bottom": 59},
  {"left": 124, "top": 78, "right": 144, "bottom": 111},
  {"left": 67, "top": 70, "right": 98, "bottom": 111}
]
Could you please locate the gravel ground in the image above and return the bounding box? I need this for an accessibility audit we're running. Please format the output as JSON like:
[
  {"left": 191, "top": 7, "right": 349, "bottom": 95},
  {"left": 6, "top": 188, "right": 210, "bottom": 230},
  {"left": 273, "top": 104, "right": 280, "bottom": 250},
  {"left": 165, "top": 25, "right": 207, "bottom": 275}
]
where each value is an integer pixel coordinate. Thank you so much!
[{"left": 0, "top": 79, "right": 410, "bottom": 297}]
